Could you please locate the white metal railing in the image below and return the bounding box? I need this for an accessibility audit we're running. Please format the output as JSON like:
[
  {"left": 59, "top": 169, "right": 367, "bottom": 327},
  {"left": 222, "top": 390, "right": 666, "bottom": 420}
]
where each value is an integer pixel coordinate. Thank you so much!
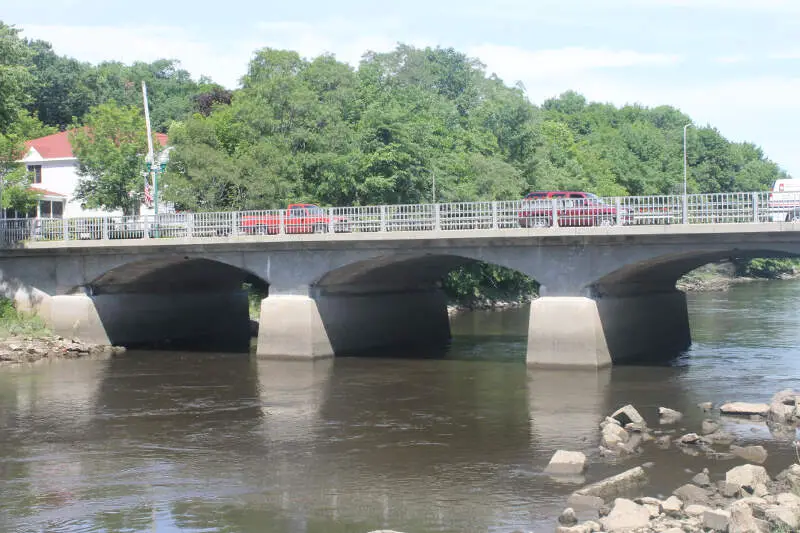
[{"left": 1, "top": 191, "right": 798, "bottom": 247}]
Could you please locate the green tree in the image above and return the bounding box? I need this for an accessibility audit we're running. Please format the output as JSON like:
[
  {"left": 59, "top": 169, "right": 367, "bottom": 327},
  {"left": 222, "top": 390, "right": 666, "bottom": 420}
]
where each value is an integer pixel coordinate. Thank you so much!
[
  {"left": 0, "top": 22, "right": 34, "bottom": 131},
  {"left": 70, "top": 102, "right": 152, "bottom": 215}
]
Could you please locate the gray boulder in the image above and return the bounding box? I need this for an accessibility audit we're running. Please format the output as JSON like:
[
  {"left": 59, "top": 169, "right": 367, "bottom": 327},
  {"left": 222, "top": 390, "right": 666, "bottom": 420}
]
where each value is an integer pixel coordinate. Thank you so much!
[
  {"left": 599, "top": 498, "right": 651, "bottom": 532},
  {"left": 545, "top": 450, "right": 587, "bottom": 475},
  {"left": 701, "top": 418, "right": 721, "bottom": 435},
  {"left": 673, "top": 483, "right": 711, "bottom": 505},
  {"left": 574, "top": 466, "right": 648, "bottom": 501},
  {"left": 610, "top": 404, "right": 646, "bottom": 428},
  {"left": 730, "top": 444, "right": 768, "bottom": 464},
  {"left": 726, "top": 464, "right": 770, "bottom": 490},
  {"left": 719, "top": 402, "right": 770, "bottom": 417},
  {"left": 658, "top": 406, "right": 683, "bottom": 425},
  {"left": 558, "top": 507, "right": 579, "bottom": 526}
]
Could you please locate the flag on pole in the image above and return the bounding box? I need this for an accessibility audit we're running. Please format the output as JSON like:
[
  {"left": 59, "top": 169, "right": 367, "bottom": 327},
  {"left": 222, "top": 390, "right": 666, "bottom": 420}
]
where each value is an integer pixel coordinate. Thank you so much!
[{"left": 144, "top": 179, "right": 153, "bottom": 206}]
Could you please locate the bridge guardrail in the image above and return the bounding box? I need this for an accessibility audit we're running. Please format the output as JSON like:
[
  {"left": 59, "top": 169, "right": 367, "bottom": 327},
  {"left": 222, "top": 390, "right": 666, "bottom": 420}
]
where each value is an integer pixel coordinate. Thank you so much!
[{"left": 0, "top": 191, "right": 796, "bottom": 247}]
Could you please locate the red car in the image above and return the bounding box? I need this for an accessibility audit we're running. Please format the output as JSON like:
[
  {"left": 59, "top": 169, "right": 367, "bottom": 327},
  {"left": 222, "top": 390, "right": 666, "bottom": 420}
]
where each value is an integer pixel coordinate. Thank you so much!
[
  {"left": 518, "top": 191, "right": 619, "bottom": 227},
  {"left": 241, "top": 203, "right": 350, "bottom": 234}
]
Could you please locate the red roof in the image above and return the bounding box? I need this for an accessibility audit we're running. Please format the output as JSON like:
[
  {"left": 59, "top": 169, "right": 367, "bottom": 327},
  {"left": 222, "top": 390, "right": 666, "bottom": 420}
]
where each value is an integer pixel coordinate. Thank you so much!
[
  {"left": 29, "top": 187, "right": 66, "bottom": 197},
  {"left": 24, "top": 130, "right": 168, "bottom": 160}
]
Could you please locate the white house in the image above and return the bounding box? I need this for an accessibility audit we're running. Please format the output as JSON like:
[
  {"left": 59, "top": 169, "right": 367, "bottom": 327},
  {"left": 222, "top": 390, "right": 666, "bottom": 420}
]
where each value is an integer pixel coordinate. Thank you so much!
[{"left": 18, "top": 130, "right": 169, "bottom": 219}]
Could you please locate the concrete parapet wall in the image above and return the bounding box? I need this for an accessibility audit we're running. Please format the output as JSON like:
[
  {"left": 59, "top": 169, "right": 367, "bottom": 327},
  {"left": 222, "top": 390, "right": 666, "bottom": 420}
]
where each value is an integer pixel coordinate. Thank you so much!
[{"left": 257, "top": 289, "right": 451, "bottom": 359}]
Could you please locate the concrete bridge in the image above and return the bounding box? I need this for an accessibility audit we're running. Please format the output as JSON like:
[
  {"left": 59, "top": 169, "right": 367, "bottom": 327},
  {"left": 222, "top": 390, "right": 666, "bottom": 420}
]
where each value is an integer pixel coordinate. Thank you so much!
[{"left": 3, "top": 218, "right": 800, "bottom": 367}]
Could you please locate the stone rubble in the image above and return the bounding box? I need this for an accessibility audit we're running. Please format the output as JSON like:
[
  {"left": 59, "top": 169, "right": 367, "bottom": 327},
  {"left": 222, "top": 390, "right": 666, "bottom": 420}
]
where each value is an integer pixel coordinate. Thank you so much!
[
  {"left": 548, "top": 396, "right": 800, "bottom": 533},
  {"left": 0, "top": 335, "right": 126, "bottom": 365}
]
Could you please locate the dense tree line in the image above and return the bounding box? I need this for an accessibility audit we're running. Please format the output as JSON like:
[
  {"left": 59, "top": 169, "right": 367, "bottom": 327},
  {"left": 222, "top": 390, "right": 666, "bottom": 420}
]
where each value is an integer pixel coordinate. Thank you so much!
[{"left": 0, "top": 20, "right": 793, "bottom": 304}]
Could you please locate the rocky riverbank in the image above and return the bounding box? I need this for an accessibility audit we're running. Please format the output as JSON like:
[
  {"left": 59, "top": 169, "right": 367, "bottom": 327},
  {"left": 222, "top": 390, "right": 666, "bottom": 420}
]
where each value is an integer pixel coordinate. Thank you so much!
[
  {"left": 0, "top": 335, "right": 126, "bottom": 365},
  {"left": 545, "top": 390, "right": 800, "bottom": 533}
]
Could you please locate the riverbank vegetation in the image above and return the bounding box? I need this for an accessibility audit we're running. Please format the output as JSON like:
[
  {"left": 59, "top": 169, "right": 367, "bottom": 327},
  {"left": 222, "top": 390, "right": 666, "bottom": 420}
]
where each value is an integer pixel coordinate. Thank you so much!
[
  {"left": 0, "top": 297, "right": 49, "bottom": 338},
  {"left": 0, "top": 20, "right": 793, "bottom": 304}
]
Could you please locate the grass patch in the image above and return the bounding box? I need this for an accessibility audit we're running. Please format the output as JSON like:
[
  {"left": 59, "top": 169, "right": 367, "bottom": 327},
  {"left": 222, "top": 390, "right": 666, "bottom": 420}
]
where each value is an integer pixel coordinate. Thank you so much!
[{"left": 0, "top": 297, "right": 50, "bottom": 339}]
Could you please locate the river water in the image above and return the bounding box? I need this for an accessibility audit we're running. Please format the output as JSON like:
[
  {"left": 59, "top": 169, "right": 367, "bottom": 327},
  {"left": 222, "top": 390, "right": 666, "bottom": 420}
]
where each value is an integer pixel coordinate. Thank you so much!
[{"left": 1, "top": 282, "right": 799, "bottom": 533}]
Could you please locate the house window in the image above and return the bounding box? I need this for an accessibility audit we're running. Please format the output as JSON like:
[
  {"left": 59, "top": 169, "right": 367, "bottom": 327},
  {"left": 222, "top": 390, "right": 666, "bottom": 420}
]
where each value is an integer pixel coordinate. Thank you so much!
[
  {"left": 37, "top": 200, "right": 64, "bottom": 219},
  {"left": 27, "top": 165, "right": 42, "bottom": 184}
]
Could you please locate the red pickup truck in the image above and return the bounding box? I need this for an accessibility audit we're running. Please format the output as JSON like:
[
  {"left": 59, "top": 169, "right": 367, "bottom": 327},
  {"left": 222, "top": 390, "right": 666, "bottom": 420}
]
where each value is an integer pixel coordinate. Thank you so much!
[
  {"left": 241, "top": 203, "right": 350, "bottom": 235},
  {"left": 518, "top": 191, "right": 619, "bottom": 227}
]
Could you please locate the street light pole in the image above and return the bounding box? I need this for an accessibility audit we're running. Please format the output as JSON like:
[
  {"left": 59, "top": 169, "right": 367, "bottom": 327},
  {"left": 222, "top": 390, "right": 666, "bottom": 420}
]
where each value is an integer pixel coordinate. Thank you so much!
[
  {"left": 683, "top": 123, "right": 692, "bottom": 196},
  {"left": 432, "top": 169, "right": 436, "bottom": 204}
]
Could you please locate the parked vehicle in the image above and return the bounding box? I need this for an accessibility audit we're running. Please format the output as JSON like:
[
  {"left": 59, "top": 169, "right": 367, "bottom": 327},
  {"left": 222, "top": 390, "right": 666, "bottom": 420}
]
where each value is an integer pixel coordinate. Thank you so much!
[
  {"left": 518, "top": 191, "right": 619, "bottom": 227},
  {"left": 768, "top": 178, "right": 800, "bottom": 222},
  {"left": 240, "top": 204, "right": 350, "bottom": 234}
]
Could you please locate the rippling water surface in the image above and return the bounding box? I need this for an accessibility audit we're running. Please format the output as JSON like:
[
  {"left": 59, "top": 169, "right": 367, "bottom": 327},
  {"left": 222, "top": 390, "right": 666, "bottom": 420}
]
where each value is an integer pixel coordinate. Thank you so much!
[{"left": 1, "top": 281, "right": 799, "bottom": 532}]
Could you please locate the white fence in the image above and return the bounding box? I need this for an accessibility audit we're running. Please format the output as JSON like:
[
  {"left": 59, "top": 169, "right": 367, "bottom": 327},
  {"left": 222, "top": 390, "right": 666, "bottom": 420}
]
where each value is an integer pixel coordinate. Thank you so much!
[{"left": 1, "top": 192, "right": 798, "bottom": 247}]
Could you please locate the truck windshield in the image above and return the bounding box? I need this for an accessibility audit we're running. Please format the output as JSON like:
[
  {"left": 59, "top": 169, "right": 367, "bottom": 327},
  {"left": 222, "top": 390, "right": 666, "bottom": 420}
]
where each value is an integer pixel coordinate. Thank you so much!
[
  {"left": 585, "top": 193, "right": 606, "bottom": 204},
  {"left": 305, "top": 206, "right": 324, "bottom": 215}
]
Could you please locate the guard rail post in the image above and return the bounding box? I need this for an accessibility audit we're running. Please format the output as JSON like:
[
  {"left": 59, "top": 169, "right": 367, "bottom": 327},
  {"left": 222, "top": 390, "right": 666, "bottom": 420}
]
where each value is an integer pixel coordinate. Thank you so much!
[
  {"left": 682, "top": 195, "right": 689, "bottom": 224},
  {"left": 551, "top": 198, "right": 559, "bottom": 227},
  {"left": 380, "top": 206, "right": 387, "bottom": 232},
  {"left": 752, "top": 192, "right": 759, "bottom": 223},
  {"left": 491, "top": 201, "right": 498, "bottom": 229},
  {"left": 434, "top": 204, "right": 441, "bottom": 231}
]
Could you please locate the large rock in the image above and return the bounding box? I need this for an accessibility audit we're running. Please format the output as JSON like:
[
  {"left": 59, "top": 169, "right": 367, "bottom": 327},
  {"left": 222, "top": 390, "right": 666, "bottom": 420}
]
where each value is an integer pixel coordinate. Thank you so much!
[
  {"left": 556, "top": 522, "right": 602, "bottom": 533},
  {"left": 730, "top": 445, "right": 768, "bottom": 464},
  {"left": 567, "top": 492, "right": 604, "bottom": 510},
  {"left": 575, "top": 467, "right": 648, "bottom": 501},
  {"left": 703, "top": 508, "right": 731, "bottom": 530},
  {"left": 767, "top": 389, "right": 798, "bottom": 423},
  {"left": 658, "top": 406, "right": 683, "bottom": 425},
  {"left": 673, "top": 483, "right": 711, "bottom": 505},
  {"left": 610, "top": 404, "right": 646, "bottom": 428},
  {"left": 600, "top": 498, "right": 651, "bottom": 532},
  {"left": 701, "top": 419, "right": 721, "bottom": 435},
  {"left": 545, "top": 450, "right": 587, "bottom": 475},
  {"left": 726, "top": 464, "right": 770, "bottom": 489},
  {"left": 719, "top": 402, "right": 770, "bottom": 417},
  {"left": 728, "top": 500, "right": 764, "bottom": 533},
  {"left": 558, "top": 507, "right": 579, "bottom": 526},
  {"left": 601, "top": 423, "right": 629, "bottom": 449},
  {"left": 661, "top": 495, "right": 683, "bottom": 517},
  {"left": 765, "top": 505, "right": 800, "bottom": 530}
]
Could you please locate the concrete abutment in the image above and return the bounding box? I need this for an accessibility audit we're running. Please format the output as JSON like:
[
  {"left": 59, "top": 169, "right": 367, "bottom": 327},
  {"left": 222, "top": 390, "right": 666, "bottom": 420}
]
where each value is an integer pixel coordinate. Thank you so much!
[
  {"left": 256, "top": 289, "right": 451, "bottom": 359},
  {"left": 526, "top": 291, "right": 690, "bottom": 368}
]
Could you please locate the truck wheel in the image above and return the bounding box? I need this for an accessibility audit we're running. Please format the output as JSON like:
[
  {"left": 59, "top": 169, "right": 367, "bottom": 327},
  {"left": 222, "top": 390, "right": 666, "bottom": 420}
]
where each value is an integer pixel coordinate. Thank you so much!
[
  {"left": 313, "top": 224, "right": 328, "bottom": 233},
  {"left": 599, "top": 217, "right": 614, "bottom": 227},
  {"left": 788, "top": 211, "right": 800, "bottom": 222}
]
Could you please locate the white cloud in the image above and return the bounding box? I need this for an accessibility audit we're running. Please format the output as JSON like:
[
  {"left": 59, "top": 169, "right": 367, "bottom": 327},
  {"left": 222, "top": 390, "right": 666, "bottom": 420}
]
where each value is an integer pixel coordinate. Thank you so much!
[
  {"left": 20, "top": 24, "right": 257, "bottom": 88},
  {"left": 252, "top": 19, "right": 432, "bottom": 66},
  {"left": 469, "top": 44, "right": 681, "bottom": 83},
  {"left": 715, "top": 55, "right": 751, "bottom": 64}
]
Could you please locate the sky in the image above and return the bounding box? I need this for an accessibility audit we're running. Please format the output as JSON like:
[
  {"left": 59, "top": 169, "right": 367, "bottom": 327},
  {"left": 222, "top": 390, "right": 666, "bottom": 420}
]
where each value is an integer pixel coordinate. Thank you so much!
[{"left": 5, "top": 0, "right": 799, "bottom": 177}]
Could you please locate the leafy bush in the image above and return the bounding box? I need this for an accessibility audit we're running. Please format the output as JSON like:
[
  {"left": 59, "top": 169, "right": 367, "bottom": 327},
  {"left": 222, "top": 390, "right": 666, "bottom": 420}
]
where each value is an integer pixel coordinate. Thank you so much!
[
  {"left": 442, "top": 263, "right": 539, "bottom": 307},
  {"left": 0, "top": 297, "right": 49, "bottom": 337},
  {"left": 735, "top": 258, "right": 800, "bottom": 279}
]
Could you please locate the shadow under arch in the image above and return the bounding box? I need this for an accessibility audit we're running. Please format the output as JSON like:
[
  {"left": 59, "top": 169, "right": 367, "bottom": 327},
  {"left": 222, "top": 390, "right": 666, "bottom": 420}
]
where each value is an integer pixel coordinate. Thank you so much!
[
  {"left": 589, "top": 248, "right": 800, "bottom": 297},
  {"left": 62, "top": 257, "right": 269, "bottom": 352},
  {"left": 578, "top": 248, "right": 800, "bottom": 365},
  {"left": 309, "top": 253, "right": 538, "bottom": 357}
]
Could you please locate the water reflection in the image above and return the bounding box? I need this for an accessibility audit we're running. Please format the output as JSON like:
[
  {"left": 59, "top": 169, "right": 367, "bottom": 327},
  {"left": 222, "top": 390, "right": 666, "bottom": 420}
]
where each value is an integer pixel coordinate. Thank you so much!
[{"left": 1, "top": 282, "right": 800, "bottom": 532}]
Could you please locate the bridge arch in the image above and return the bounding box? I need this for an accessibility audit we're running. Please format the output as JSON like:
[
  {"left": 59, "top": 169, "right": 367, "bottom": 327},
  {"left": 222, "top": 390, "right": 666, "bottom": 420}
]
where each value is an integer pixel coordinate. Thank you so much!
[
  {"left": 50, "top": 256, "right": 268, "bottom": 352},
  {"left": 588, "top": 247, "right": 800, "bottom": 297}
]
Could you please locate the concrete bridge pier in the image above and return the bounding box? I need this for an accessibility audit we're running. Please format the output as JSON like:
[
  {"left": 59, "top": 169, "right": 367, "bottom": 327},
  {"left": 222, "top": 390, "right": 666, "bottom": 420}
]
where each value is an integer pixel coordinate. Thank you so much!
[
  {"left": 47, "top": 290, "right": 251, "bottom": 351},
  {"left": 256, "top": 287, "right": 451, "bottom": 359},
  {"left": 527, "top": 290, "right": 690, "bottom": 368}
]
